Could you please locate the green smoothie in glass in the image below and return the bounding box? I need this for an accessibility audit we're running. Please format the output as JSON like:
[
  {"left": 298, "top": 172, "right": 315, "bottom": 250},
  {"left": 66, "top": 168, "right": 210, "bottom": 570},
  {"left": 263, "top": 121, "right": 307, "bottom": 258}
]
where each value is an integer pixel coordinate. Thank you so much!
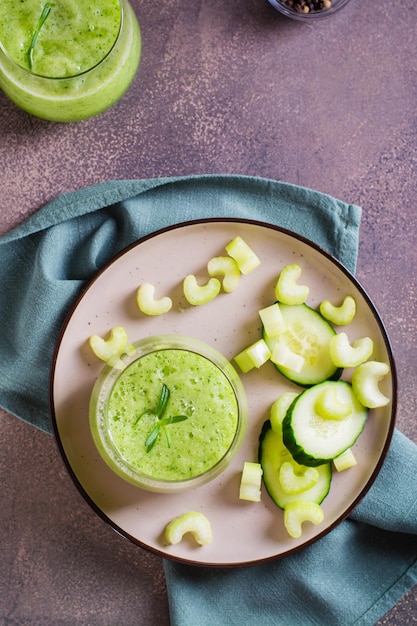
[
  {"left": 0, "top": 0, "right": 141, "bottom": 121},
  {"left": 89, "top": 336, "right": 248, "bottom": 493}
]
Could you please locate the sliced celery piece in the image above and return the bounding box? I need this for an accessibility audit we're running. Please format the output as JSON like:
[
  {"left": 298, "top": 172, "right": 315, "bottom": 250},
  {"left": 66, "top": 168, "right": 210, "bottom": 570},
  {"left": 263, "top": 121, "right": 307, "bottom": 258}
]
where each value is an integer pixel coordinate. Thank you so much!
[
  {"left": 225, "top": 236, "right": 261, "bottom": 275},
  {"left": 351, "top": 360, "right": 390, "bottom": 408},
  {"left": 88, "top": 326, "right": 135, "bottom": 369},
  {"left": 234, "top": 339, "right": 271, "bottom": 373},
  {"left": 284, "top": 500, "right": 324, "bottom": 539},
  {"left": 239, "top": 462, "right": 263, "bottom": 502},
  {"left": 274, "top": 264, "right": 309, "bottom": 305},
  {"left": 207, "top": 256, "right": 241, "bottom": 293},
  {"left": 259, "top": 303, "right": 286, "bottom": 337},
  {"left": 329, "top": 332, "right": 373, "bottom": 368},
  {"left": 320, "top": 296, "right": 356, "bottom": 326},
  {"left": 183, "top": 274, "right": 221, "bottom": 306},
  {"left": 164, "top": 511, "right": 212, "bottom": 546},
  {"left": 333, "top": 448, "right": 357, "bottom": 471},
  {"left": 136, "top": 282, "right": 172, "bottom": 316},
  {"left": 270, "top": 342, "right": 305, "bottom": 373},
  {"left": 279, "top": 462, "right": 319, "bottom": 495},
  {"left": 314, "top": 386, "right": 352, "bottom": 420}
]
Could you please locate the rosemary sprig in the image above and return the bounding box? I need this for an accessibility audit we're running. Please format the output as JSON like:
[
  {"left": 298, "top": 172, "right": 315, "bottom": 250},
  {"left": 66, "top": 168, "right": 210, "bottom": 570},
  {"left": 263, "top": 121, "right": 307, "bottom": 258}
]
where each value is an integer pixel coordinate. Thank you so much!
[
  {"left": 136, "top": 384, "right": 188, "bottom": 453},
  {"left": 27, "top": 2, "right": 51, "bottom": 70},
  {"left": 145, "top": 414, "right": 188, "bottom": 452}
]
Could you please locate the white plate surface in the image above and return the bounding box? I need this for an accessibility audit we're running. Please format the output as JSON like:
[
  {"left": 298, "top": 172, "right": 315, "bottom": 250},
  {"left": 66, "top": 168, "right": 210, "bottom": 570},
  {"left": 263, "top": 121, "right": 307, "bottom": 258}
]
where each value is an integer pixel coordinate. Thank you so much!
[{"left": 51, "top": 219, "right": 396, "bottom": 566}]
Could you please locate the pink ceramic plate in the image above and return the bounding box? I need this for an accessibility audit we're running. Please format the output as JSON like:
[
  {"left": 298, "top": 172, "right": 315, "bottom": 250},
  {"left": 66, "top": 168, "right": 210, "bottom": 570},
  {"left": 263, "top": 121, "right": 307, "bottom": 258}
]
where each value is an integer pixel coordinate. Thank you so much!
[{"left": 50, "top": 219, "right": 396, "bottom": 566}]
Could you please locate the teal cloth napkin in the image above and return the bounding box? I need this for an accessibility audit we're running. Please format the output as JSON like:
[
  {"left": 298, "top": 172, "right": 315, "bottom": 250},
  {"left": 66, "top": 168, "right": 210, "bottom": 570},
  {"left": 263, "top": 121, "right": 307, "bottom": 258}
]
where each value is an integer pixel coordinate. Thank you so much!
[{"left": 0, "top": 175, "right": 415, "bottom": 625}]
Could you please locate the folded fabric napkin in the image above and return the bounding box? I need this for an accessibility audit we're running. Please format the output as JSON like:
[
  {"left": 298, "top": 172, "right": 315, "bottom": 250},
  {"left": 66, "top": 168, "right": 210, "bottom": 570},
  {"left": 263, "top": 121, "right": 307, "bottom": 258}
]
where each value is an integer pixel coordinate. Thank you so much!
[{"left": 0, "top": 175, "right": 415, "bottom": 625}]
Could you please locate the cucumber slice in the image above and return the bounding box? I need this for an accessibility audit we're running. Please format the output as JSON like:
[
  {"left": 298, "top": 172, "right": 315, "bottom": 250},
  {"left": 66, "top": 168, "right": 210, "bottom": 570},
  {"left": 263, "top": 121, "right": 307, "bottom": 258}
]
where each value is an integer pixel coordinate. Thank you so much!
[
  {"left": 282, "top": 381, "right": 368, "bottom": 467},
  {"left": 263, "top": 303, "right": 342, "bottom": 386},
  {"left": 258, "top": 421, "right": 332, "bottom": 509}
]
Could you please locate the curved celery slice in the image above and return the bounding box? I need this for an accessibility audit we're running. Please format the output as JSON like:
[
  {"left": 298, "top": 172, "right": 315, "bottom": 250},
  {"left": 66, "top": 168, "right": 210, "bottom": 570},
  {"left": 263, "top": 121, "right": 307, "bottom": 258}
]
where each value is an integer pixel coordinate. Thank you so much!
[
  {"left": 164, "top": 511, "right": 212, "bottom": 546},
  {"left": 207, "top": 256, "right": 241, "bottom": 293},
  {"left": 279, "top": 462, "right": 319, "bottom": 495},
  {"left": 333, "top": 448, "right": 357, "bottom": 471},
  {"left": 234, "top": 339, "right": 271, "bottom": 373},
  {"left": 320, "top": 296, "right": 356, "bottom": 326},
  {"left": 239, "top": 461, "right": 263, "bottom": 502},
  {"left": 136, "top": 282, "right": 172, "bottom": 316},
  {"left": 284, "top": 500, "right": 324, "bottom": 538},
  {"left": 88, "top": 326, "right": 135, "bottom": 369},
  {"left": 270, "top": 391, "right": 298, "bottom": 434},
  {"left": 329, "top": 332, "right": 373, "bottom": 368},
  {"left": 314, "top": 386, "right": 352, "bottom": 420},
  {"left": 259, "top": 303, "right": 286, "bottom": 337},
  {"left": 183, "top": 274, "right": 221, "bottom": 306},
  {"left": 225, "top": 236, "right": 261, "bottom": 275},
  {"left": 351, "top": 360, "right": 390, "bottom": 408},
  {"left": 274, "top": 264, "right": 309, "bottom": 305}
]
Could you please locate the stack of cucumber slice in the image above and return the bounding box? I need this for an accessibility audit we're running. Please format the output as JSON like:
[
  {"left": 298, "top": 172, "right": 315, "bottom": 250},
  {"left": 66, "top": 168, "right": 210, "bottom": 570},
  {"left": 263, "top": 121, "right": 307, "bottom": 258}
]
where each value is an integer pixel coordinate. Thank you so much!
[{"left": 234, "top": 263, "right": 390, "bottom": 538}]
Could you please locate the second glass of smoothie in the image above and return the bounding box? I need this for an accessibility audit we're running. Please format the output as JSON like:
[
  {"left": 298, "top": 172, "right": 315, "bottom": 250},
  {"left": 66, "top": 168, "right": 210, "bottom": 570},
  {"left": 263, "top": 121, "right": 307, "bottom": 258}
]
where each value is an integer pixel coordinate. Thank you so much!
[{"left": 0, "top": 0, "right": 141, "bottom": 122}]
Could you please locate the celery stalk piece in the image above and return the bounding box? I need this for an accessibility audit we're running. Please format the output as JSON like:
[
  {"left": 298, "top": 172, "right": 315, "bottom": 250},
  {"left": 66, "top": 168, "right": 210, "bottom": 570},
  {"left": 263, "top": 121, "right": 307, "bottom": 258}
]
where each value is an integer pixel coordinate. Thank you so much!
[
  {"left": 329, "top": 332, "right": 373, "bottom": 368},
  {"left": 284, "top": 501, "right": 324, "bottom": 539},
  {"left": 225, "top": 236, "right": 261, "bottom": 275},
  {"left": 239, "top": 461, "right": 263, "bottom": 502},
  {"left": 279, "top": 462, "right": 319, "bottom": 495},
  {"left": 333, "top": 448, "right": 358, "bottom": 472},
  {"left": 259, "top": 303, "right": 287, "bottom": 337},
  {"left": 136, "top": 282, "right": 172, "bottom": 315},
  {"left": 164, "top": 511, "right": 213, "bottom": 546},
  {"left": 234, "top": 339, "right": 271, "bottom": 373},
  {"left": 270, "top": 342, "right": 305, "bottom": 372},
  {"left": 351, "top": 360, "right": 390, "bottom": 408},
  {"left": 320, "top": 296, "right": 356, "bottom": 326},
  {"left": 314, "top": 386, "right": 352, "bottom": 420},
  {"left": 183, "top": 274, "right": 221, "bottom": 305},
  {"left": 207, "top": 256, "right": 241, "bottom": 293},
  {"left": 274, "top": 264, "right": 309, "bottom": 305},
  {"left": 270, "top": 391, "right": 298, "bottom": 434},
  {"left": 88, "top": 326, "right": 135, "bottom": 369}
]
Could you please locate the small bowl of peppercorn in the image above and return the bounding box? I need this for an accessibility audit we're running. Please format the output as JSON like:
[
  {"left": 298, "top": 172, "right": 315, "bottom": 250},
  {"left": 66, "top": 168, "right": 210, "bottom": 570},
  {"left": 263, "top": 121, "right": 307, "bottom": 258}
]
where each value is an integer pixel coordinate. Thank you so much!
[{"left": 268, "top": 0, "right": 352, "bottom": 20}]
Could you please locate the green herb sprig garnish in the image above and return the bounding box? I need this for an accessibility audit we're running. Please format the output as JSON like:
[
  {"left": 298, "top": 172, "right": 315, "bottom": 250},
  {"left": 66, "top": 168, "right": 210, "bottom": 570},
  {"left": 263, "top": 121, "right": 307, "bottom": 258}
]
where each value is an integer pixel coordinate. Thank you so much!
[
  {"left": 135, "top": 384, "right": 188, "bottom": 453},
  {"left": 27, "top": 2, "right": 51, "bottom": 70}
]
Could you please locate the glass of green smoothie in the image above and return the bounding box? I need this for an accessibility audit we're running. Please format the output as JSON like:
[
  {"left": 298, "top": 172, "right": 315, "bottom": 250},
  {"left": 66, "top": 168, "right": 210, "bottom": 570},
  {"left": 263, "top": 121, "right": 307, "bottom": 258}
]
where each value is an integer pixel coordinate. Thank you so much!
[
  {"left": 0, "top": 0, "right": 141, "bottom": 122},
  {"left": 89, "top": 335, "right": 248, "bottom": 493}
]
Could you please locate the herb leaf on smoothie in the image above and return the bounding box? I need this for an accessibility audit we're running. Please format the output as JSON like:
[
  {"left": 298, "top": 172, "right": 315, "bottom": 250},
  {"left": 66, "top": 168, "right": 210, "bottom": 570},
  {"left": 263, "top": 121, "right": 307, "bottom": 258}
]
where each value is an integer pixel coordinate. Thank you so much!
[{"left": 135, "top": 384, "right": 188, "bottom": 452}]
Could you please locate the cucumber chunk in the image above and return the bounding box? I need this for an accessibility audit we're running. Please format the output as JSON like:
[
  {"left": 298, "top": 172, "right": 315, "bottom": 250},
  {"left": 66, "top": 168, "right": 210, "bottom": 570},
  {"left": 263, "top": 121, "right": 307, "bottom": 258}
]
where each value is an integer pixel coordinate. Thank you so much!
[
  {"left": 258, "top": 421, "right": 332, "bottom": 509},
  {"left": 282, "top": 381, "right": 368, "bottom": 467},
  {"left": 263, "top": 303, "right": 342, "bottom": 386}
]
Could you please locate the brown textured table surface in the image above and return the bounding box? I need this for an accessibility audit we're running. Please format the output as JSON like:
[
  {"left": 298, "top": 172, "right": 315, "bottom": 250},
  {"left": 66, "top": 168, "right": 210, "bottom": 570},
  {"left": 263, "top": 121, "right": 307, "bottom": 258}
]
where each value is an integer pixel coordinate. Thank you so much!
[{"left": 1, "top": 1, "right": 416, "bottom": 624}]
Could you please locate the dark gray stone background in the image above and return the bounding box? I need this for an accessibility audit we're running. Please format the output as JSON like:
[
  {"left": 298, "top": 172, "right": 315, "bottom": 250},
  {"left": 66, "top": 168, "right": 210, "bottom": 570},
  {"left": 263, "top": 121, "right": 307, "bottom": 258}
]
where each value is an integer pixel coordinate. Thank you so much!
[{"left": 1, "top": 0, "right": 416, "bottom": 624}]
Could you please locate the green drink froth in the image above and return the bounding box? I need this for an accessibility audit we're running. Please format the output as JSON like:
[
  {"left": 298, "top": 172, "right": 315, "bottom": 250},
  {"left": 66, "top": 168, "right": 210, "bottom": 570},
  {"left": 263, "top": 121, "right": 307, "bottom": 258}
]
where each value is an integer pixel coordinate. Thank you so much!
[{"left": 107, "top": 349, "right": 239, "bottom": 482}]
